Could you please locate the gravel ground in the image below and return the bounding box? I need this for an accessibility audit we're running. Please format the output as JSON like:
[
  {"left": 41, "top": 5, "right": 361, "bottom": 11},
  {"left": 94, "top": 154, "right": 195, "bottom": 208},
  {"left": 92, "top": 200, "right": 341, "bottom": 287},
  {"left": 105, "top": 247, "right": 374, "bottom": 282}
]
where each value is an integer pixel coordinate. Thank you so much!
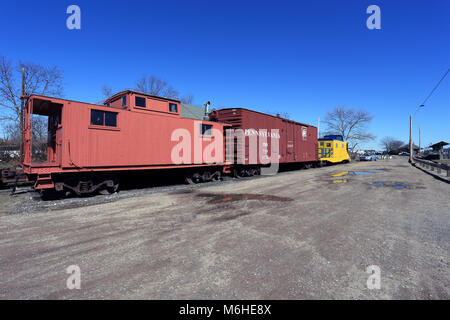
[{"left": 0, "top": 157, "right": 449, "bottom": 299}]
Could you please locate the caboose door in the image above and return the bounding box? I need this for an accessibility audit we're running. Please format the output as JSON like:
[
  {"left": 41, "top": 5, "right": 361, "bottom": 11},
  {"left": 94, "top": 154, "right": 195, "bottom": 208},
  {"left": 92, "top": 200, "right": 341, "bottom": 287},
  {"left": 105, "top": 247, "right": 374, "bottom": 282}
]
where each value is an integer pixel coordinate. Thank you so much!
[
  {"left": 47, "top": 108, "right": 62, "bottom": 165},
  {"left": 286, "top": 122, "right": 295, "bottom": 162}
]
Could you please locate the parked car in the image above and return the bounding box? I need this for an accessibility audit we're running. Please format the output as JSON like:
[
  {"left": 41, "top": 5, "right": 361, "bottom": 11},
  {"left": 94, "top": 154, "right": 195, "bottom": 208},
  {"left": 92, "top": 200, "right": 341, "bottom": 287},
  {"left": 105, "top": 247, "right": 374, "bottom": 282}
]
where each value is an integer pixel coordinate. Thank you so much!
[{"left": 360, "top": 153, "right": 377, "bottom": 161}]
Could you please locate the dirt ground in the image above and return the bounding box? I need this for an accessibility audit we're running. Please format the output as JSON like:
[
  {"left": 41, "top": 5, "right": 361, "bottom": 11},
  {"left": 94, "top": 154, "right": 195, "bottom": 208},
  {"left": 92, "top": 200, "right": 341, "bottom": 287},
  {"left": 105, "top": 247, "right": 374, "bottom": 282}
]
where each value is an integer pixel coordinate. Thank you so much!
[{"left": 0, "top": 157, "right": 449, "bottom": 299}]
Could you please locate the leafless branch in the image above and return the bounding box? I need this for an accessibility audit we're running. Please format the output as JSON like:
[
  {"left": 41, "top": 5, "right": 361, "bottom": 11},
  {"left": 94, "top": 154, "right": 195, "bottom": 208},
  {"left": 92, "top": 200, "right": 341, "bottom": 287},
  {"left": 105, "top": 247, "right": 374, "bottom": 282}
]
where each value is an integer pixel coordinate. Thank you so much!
[
  {"left": 101, "top": 85, "right": 113, "bottom": 99},
  {"left": 0, "top": 56, "right": 64, "bottom": 142},
  {"left": 135, "top": 75, "right": 187, "bottom": 101},
  {"left": 380, "top": 136, "right": 404, "bottom": 153},
  {"left": 180, "top": 94, "right": 194, "bottom": 104},
  {"left": 323, "top": 105, "right": 375, "bottom": 152}
]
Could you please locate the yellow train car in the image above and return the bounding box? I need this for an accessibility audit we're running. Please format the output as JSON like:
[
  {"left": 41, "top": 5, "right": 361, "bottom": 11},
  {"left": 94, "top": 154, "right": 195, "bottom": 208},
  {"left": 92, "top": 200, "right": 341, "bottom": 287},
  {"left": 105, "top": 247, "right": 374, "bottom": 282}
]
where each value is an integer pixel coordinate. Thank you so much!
[{"left": 318, "top": 135, "right": 351, "bottom": 164}]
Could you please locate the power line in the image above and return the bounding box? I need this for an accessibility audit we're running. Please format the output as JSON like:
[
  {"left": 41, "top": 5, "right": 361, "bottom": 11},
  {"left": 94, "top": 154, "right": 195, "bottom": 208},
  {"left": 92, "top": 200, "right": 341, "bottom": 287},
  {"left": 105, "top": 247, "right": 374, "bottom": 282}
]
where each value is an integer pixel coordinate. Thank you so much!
[{"left": 420, "top": 68, "right": 450, "bottom": 106}]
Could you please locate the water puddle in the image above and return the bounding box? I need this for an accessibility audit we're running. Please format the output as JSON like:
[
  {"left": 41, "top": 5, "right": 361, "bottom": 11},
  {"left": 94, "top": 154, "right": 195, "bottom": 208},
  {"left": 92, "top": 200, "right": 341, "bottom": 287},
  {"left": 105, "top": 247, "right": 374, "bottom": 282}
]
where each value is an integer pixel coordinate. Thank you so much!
[
  {"left": 372, "top": 181, "right": 407, "bottom": 189},
  {"left": 330, "top": 170, "right": 384, "bottom": 177},
  {"left": 393, "top": 182, "right": 406, "bottom": 189},
  {"left": 332, "top": 179, "right": 348, "bottom": 184},
  {"left": 349, "top": 171, "right": 375, "bottom": 175},
  {"left": 197, "top": 193, "right": 293, "bottom": 204},
  {"left": 330, "top": 171, "right": 349, "bottom": 177}
]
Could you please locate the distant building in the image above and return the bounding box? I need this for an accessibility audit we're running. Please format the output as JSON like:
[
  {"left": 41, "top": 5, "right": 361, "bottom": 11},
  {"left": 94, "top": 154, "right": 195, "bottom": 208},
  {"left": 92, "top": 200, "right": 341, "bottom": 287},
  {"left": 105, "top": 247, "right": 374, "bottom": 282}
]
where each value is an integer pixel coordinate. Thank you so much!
[
  {"left": 429, "top": 141, "right": 449, "bottom": 152},
  {"left": 423, "top": 141, "right": 449, "bottom": 160}
]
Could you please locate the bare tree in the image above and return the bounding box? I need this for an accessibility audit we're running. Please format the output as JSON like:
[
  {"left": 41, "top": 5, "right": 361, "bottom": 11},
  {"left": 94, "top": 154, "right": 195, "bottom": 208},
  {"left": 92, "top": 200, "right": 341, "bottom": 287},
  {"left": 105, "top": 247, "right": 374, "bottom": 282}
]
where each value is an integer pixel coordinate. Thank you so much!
[
  {"left": 322, "top": 106, "right": 375, "bottom": 151},
  {"left": 0, "top": 56, "right": 63, "bottom": 162},
  {"left": 2, "top": 113, "right": 48, "bottom": 161},
  {"left": 31, "top": 115, "right": 49, "bottom": 162},
  {"left": 101, "top": 85, "right": 112, "bottom": 99},
  {"left": 3, "top": 122, "right": 21, "bottom": 143},
  {"left": 380, "top": 136, "right": 404, "bottom": 154},
  {"left": 180, "top": 93, "right": 194, "bottom": 105},
  {"left": 0, "top": 56, "right": 63, "bottom": 134},
  {"left": 136, "top": 75, "right": 179, "bottom": 99}
]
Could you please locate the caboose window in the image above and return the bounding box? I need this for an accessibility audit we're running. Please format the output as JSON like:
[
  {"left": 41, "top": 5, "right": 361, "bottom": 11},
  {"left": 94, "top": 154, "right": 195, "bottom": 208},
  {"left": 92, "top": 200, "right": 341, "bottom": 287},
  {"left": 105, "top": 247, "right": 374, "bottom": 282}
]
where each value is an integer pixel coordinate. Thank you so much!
[
  {"left": 122, "top": 95, "right": 127, "bottom": 107},
  {"left": 105, "top": 111, "right": 117, "bottom": 127},
  {"left": 91, "top": 110, "right": 104, "bottom": 126},
  {"left": 200, "top": 124, "right": 212, "bottom": 135},
  {"left": 91, "top": 109, "right": 117, "bottom": 127},
  {"left": 326, "top": 143, "right": 331, "bottom": 148},
  {"left": 169, "top": 103, "right": 178, "bottom": 113},
  {"left": 135, "top": 96, "right": 146, "bottom": 107}
]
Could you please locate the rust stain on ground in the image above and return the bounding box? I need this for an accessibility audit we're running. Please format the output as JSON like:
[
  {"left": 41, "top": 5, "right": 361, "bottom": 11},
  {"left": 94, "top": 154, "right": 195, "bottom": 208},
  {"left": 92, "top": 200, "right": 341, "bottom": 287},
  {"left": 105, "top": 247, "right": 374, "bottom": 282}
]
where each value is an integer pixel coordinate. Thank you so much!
[{"left": 196, "top": 193, "right": 293, "bottom": 204}]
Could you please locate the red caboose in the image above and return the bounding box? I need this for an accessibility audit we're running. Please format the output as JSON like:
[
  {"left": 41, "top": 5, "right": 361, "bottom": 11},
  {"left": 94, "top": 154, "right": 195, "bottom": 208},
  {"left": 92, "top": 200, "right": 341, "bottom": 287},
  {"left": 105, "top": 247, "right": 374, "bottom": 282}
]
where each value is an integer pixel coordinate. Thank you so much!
[{"left": 22, "top": 90, "right": 227, "bottom": 195}]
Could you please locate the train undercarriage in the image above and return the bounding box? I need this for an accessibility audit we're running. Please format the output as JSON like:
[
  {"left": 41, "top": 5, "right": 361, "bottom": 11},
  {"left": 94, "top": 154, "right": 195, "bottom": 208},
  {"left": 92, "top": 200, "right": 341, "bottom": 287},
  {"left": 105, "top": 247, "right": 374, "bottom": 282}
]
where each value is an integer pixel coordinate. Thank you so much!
[{"left": 2, "top": 159, "right": 348, "bottom": 199}]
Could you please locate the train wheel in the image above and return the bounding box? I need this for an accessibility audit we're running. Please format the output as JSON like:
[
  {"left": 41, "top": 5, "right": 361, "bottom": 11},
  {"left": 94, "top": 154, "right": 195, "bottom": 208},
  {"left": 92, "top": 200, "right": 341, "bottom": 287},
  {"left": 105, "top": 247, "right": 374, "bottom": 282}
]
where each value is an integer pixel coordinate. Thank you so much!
[
  {"left": 185, "top": 171, "right": 202, "bottom": 184},
  {"left": 98, "top": 183, "right": 119, "bottom": 195},
  {"left": 212, "top": 171, "right": 222, "bottom": 181},
  {"left": 193, "top": 173, "right": 203, "bottom": 183},
  {"left": 202, "top": 171, "right": 211, "bottom": 182},
  {"left": 98, "top": 176, "right": 119, "bottom": 195}
]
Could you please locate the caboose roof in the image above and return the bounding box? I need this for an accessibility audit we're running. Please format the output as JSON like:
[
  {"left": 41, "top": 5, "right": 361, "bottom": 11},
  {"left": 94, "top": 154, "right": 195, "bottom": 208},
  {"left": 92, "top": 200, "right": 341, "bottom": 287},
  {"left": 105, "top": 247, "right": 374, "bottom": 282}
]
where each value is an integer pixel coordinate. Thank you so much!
[
  {"left": 180, "top": 103, "right": 205, "bottom": 120},
  {"left": 104, "top": 90, "right": 181, "bottom": 104}
]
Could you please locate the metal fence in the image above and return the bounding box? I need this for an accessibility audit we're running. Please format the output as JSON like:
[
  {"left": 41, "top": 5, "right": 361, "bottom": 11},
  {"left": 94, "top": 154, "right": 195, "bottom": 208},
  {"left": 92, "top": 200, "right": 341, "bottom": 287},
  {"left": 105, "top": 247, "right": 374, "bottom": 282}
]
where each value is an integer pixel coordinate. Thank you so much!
[
  {"left": 413, "top": 157, "right": 450, "bottom": 178},
  {"left": 0, "top": 145, "right": 20, "bottom": 162},
  {"left": 0, "top": 143, "right": 47, "bottom": 162}
]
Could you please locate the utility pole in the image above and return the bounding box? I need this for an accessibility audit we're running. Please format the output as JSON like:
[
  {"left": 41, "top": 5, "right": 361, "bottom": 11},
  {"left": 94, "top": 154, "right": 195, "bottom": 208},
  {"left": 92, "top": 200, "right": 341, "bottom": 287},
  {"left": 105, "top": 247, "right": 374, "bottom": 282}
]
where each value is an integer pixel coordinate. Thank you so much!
[
  {"left": 317, "top": 117, "right": 320, "bottom": 138},
  {"left": 20, "top": 67, "right": 25, "bottom": 163},
  {"left": 419, "top": 125, "right": 421, "bottom": 156},
  {"left": 409, "top": 114, "right": 413, "bottom": 163}
]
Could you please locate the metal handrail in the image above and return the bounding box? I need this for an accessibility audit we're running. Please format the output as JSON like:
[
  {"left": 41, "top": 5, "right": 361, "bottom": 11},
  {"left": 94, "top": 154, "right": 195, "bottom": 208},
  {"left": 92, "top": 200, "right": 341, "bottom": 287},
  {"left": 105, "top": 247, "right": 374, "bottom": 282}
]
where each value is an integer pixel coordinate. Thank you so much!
[{"left": 413, "top": 157, "right": 450, "bottom": 177}]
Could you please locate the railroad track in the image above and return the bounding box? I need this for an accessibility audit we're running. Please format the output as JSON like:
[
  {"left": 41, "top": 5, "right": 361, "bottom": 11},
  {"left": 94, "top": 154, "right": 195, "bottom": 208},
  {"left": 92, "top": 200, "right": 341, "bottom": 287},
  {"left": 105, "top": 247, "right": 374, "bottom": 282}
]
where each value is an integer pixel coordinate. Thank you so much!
[{"left": 0, "top": 186, "right": 33, "bottom": 194}]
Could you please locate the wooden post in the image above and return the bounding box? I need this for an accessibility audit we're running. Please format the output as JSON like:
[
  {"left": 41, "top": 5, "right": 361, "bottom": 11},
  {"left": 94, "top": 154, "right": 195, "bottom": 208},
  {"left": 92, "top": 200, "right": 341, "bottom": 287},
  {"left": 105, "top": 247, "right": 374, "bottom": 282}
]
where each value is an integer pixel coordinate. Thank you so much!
[
  {"left": 20, "top": 67, "right": 25, "bottom": 163},
  {"left": 419, "top": 125, "right": 421, "bottom": 156},
  {"left": 409, "top": 115, "right": 413, "bottom": 163}
]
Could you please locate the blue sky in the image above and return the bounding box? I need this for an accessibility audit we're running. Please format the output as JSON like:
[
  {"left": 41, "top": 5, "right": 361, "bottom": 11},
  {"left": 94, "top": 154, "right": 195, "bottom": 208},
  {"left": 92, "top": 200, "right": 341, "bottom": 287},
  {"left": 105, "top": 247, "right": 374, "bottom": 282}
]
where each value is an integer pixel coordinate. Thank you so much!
[{"left": 0, "top": 0, "right": 448, "bottom": 150}]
